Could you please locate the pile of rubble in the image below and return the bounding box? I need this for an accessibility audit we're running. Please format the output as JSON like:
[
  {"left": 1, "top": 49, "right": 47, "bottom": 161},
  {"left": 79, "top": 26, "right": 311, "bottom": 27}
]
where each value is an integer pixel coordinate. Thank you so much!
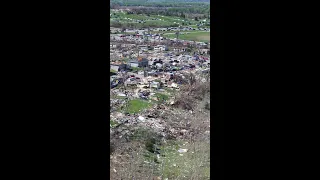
[
  {"left": 110, "top": 84, "right": 210, "bottom": 144},
  {"left": 110, "top": 99, "right": 127, "bottom": 112},
  {"left": 138, "top": 90, "right": 150, "bottom": 99},
  {"left": 110, "top": 102, "right": 196, "bottom": 141},
  {"left": 110, "top": 112, "right": 167, "bottom": 139}
]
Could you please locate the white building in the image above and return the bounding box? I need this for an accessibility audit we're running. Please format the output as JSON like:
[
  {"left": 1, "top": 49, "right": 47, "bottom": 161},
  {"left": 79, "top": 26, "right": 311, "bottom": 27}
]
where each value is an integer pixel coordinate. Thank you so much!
[{"left": 154, "top": 45, "right": 167, "bottom": 52}]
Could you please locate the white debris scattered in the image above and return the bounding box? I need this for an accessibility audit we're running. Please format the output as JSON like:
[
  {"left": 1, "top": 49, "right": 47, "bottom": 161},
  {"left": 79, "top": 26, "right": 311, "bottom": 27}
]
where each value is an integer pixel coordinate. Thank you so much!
[
  {"left": 138, "top": 116, "right": 145, "bottom": 122},
  {"left": 116, "top": 112, "right": 124, "bottom": 117},
  {"left": 178, "top": 149, "right": 188, "bottom": 153}
]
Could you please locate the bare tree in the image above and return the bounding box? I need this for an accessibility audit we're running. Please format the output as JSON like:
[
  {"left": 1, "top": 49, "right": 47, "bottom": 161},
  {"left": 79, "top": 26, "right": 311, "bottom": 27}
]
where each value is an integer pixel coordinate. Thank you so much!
[{"left": 118, "top": 71, "right": 128, "bottom": 91}]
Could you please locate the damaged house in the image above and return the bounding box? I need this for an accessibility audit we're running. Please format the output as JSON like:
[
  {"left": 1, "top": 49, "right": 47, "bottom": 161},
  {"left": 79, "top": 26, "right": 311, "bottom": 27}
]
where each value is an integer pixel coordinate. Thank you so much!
[
  {"left": 154, "top": 45, "right": 168, "bottom": 52},
  {"left": 129, "top": 57, "right": 149, "bottom": 68},
  {"left": 110, "top": 62, "right": 128, "bottom": 72},
  {"left": 199, "top": 48, "right": 210, "bottom": 55},
  {"left": 150, "top": 81, "right": 160, "bottom": 89}
]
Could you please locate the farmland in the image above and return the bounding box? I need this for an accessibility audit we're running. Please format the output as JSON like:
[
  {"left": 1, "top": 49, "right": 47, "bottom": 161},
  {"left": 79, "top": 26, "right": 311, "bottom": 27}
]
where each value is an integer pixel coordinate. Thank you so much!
[
  {"left": 110, "top": 10, "right": 208, "bottom": 28},
  {"left": 163, "top": 31, "right": 210, "bottom": 42}
]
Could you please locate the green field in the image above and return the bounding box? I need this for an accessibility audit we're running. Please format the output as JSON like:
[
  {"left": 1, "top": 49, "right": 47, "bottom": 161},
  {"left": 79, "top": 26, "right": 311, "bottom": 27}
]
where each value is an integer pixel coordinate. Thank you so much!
[
  {"left": 163, "top": 31, "right": 210, "bottom": 42},
  {"left": 131, "top": 66, "right": 144, "bottom": 72},
  {"left": 151, "top": 29, "right": 209, "bottom": 34},
  {"left": 125, "top": 99, "right": 152, "bottom": 114},
  {"left": 110, "top": 11, "right": 207, "bottom": 28},
  {"left": 154, "top": 93, "right": 169, "bottom": 101},
  {"left": 159, "top": 140, "right": 210, "bottom": 179},
  {"left": 111, "top": 12, "right": 198, "bottom": 23},
  {"left": 110, "top": 69, "right": 117, "bottom": 73},
  {"left": 110, "top": 119, "right": 118, "bottom": 128}
]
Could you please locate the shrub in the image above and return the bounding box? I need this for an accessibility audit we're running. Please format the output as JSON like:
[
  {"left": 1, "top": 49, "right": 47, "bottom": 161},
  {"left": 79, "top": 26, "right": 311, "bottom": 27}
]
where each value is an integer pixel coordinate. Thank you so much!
[{"left": 205, "top": 101, "right": 210, "bottom": 110}]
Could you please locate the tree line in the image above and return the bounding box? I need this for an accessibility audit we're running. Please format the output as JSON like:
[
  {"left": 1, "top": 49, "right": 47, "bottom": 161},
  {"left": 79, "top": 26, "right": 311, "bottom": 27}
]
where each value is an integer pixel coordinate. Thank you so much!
[
  {"left": 110, "top": 0, "right": 210, "bottom": 9},
  {"left": 122, "top": 6, "right": 210, "bottom": 19},
  {"left": 110, "top": 21, "right": 180, "bottom": 28}
]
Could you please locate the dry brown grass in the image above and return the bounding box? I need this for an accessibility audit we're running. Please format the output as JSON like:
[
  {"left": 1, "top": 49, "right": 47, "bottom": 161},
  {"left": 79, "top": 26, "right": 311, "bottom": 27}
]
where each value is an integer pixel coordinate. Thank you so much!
[
  {"left": 110, "top": 141, "right": 153, "bottom": 180},
  {"left": 173, "top": 75, "right": 210, "bottom": 111},
  {"left": 110, "top": 73, "right": 210, "bottom": 179}
]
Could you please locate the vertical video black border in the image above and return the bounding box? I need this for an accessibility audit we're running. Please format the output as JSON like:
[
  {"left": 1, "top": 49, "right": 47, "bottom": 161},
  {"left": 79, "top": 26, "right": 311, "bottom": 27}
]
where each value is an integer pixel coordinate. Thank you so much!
[
  {"left": 211, "top": 0, "right": 225, "bottom": 179},
  {"left": 106, "top": 0, "right": 111, "bottom": 178}
]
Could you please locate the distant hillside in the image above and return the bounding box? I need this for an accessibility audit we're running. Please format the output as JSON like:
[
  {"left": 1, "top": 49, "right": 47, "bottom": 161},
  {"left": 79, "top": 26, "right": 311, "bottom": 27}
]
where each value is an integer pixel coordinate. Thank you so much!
[
  {"left": 110, "top": 0, "right": 210, "bottom": 4},
  {"left": 110, "top": 0, "right": 210, "bottom": 15},
  {"left": 146, "top": 0, "right": 210, "bottom": 2}
]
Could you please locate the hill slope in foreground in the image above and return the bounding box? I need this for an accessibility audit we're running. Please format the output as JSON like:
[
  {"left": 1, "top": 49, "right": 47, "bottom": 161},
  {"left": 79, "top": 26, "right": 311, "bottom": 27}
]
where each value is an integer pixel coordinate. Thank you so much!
[{"left": 110, "top": 74, "right": 211, "bottom": 180}]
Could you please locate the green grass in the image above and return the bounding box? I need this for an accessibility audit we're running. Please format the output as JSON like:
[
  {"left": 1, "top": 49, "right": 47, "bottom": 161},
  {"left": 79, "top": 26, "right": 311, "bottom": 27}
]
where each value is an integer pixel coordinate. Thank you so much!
[
  {"left": 123, "top": 32, "right": 136, "bottom": 35},
  {"left": 164, "top": 87, "right": 176, "bottom": 93},
  {"left": 111, "top": 31, "right": 136, "bottom": 35},
  {"left": 115, "top": 96, "right": 126, "bottom": 99},
  {"left": 131, "top": 66, "right": 143, "bottom": 71},
  {"left": 158, "top": 140, "right": 210, "bottom": 179},
  {"left": 131, "top": 139, "right": 210, "bottom": 179},
  {"left": 151, "top": 30, "right": 209, "bottom": 34},
  {"left": 154, "top": 93, "right": 169, "bottom": 101},
  {"left": 110, "top": 12, "right": 201, "bottom": 28},
  {"left": 125, "top": 99, "right": 152, "bottom": 114},
  {"left": 163, "top": 31, "right": 210, "bottom": 42},
  {"left": 110, "top": 120, "right": 118, "bottom": 128}
]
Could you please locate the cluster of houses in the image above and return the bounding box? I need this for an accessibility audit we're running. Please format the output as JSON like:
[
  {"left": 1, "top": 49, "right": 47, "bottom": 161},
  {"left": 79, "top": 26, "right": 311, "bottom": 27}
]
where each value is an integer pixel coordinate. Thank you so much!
[
  {"left": 110, "top": 33, "right": 165, "bottom": 43},
  {"left": 110, "top": 26, "right": 210, "bottom": 100},
  {"left": 110, "top": 41, "right": 209, "bottom": 63},
  {"left": 110, "top": 26, "right": 210, "bottom": 35},
  {"left": 110, "top": 49, "right": 210, "bottom": 92}
]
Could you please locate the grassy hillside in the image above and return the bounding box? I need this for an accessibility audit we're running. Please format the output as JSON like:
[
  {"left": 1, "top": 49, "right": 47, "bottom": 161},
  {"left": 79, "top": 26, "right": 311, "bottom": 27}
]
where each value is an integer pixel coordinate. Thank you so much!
[{"left": 163, "top": 31, "right": 210, "bottom": 42}]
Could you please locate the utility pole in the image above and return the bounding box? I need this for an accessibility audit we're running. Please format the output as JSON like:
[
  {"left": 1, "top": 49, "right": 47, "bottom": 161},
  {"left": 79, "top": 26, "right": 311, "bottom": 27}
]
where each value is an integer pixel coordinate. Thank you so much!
[
  {"left": 176, "top": 31, "right": 179, "bottom": 40},
  {"left": 137, "top": 46, "right": 140, "bottom": 58}
]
